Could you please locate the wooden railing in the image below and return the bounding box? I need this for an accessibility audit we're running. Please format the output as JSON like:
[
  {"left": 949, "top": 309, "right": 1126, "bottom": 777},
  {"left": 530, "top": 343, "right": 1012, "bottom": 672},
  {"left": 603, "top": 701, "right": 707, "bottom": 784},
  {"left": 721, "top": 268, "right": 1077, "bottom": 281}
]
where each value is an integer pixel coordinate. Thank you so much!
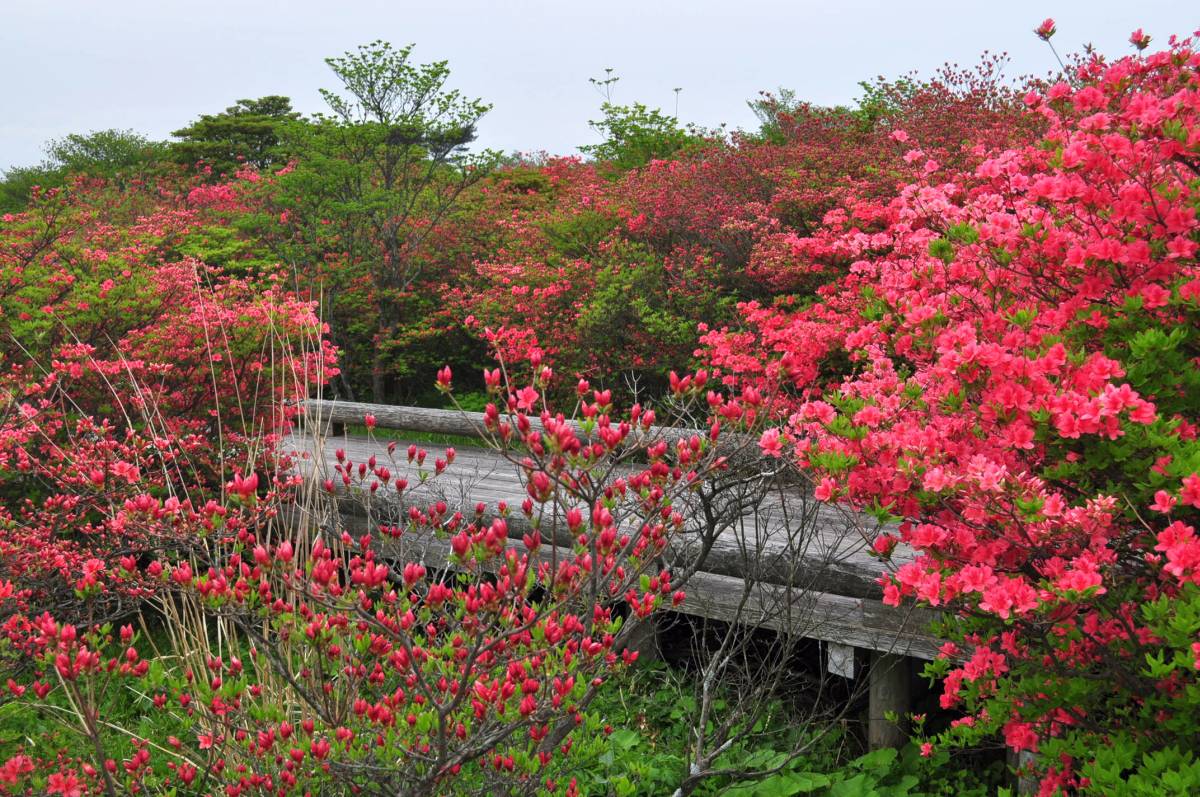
[{"left": 302, "top": 397, "right": 704, "bottom": 446}]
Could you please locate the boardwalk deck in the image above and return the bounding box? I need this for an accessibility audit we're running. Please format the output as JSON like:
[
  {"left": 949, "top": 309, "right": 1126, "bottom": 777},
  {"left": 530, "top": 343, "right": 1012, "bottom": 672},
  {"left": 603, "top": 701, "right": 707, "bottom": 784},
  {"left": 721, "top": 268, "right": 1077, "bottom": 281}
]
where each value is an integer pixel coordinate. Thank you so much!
[{"left": 292, "top": 400, "right": 938, "bottom": 660}]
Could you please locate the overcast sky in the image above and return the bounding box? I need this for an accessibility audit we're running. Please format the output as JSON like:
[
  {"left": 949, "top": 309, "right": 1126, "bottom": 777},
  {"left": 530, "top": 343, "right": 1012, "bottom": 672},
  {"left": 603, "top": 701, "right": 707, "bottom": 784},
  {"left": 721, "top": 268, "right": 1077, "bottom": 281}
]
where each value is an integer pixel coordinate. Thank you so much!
[{"left": 2, "top": 0, "right": 1197, "bottom": 171}]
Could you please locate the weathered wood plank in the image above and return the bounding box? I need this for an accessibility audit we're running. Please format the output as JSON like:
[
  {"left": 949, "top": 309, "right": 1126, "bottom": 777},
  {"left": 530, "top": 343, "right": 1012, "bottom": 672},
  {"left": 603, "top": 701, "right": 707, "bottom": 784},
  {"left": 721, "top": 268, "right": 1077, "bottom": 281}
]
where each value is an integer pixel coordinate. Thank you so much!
[
  {"left": 324, "top": 509, "right": 940, "bottom": 660},
  {"left": 669, "top": 571, "right": 940, "bottom": 659},
  {"left": 288, "top": 431, "right": 902, "bottom": 600},
  {"left": 304, "top": 399, "right": 488, "bottom": 438}
]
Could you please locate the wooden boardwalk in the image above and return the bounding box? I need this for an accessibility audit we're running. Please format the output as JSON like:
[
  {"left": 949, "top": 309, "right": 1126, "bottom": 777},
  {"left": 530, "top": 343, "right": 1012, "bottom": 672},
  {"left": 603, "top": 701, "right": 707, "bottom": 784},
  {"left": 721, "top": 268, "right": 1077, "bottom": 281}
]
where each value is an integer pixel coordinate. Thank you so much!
[{"left": 292, "top": 400, "right": 940, "bottom": 663}]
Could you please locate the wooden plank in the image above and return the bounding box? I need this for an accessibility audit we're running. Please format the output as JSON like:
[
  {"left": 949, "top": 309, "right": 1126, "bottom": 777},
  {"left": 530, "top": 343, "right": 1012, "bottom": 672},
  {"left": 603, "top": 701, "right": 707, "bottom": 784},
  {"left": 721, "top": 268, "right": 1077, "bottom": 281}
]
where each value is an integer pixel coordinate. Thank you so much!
[
  {"left": 322, "top": 510, "right": 940, "bottom": 660},
  {"left": 287, "top": 431, "right": 904, "bottom": 600},
  {"left": 671, "top": 571, "right": 940, "bottom": 660},
  {"left": 303, "top": 399, "right": 489, "bottom": 439}
]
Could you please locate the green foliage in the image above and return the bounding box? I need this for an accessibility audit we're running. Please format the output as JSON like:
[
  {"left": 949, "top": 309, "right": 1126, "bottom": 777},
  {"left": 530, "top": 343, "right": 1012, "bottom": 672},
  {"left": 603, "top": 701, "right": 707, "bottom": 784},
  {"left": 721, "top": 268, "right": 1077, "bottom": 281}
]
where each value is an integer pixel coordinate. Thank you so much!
[
  {"left": 45, "top": 129, "right": 166, "bottom": 176},
  {"left": 747, "top": 88, "right": 807, "bottom": 143},
  {"left": 0, "top": 626, "right": 190, "bottom": 769},
  {"left": 558, "top": 665, "right": 997, "bottom": 797},
  {"left": 319, "top": 41, "right": 485, "bottom": 141},
  {"left": 853, "top": 77, "right": 924, "bottom": 131},
  {"left": 582, "top": 102, "right": 703, "bottom": 170},
  {"left": 492, "top": 164, "right": 553, "bottom": 194},
  {"left": 541, "top": 209, "right": 618, "bottom": 260},
  {"left": 261, "top": 41, "right": 501, "bottom": 402},
  {"left": 574, "top": 240, "right": 727, "bottom": 380},
  {"left": 1, "top": 129, "right": 165, "bottom": 211},
  {"left": 172, "top": 222, "right": 276, "bottom": 273},
  {"left": 1045, "top": 584, "right": 1200, "bottom": 796},
  {"left": 1081, "top": 744, "right": 1200, "bottom": 797},
  {"left": 923, "top": 585, "right": 1200, "bottom": 797},
  {"left": 170, "top": 95, "right": 300, "bottom": 176},
  {"left": 0, "top": 164, "right": 57, "bottom": 212}
]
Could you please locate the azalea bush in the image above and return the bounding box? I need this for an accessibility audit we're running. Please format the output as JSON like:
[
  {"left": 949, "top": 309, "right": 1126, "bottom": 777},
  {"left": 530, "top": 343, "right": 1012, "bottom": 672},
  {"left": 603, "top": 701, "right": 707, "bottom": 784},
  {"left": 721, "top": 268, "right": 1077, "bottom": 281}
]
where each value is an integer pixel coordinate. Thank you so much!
[
  {"left": 0, "top": 216, "right": 747, "bottom": 796},
  {"left": 0, "top": 177, "right": 336, "bottom": 619},
  {"left": 0, "top": 177, "right": 330, "bottom": 792},
  {"left": 702, "top": 27, "right": 1200, "bottom": 793},
  {"left": 0, "top": 156, "right": 726, "bottom": 797}
]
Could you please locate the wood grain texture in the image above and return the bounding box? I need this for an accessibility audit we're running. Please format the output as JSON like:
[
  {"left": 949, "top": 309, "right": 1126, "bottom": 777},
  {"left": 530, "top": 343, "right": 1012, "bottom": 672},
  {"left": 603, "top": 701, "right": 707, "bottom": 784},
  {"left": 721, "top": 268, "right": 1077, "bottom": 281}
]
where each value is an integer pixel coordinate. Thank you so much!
[{"left": 327, "top": 508, "right": 941, "bottom": 660}]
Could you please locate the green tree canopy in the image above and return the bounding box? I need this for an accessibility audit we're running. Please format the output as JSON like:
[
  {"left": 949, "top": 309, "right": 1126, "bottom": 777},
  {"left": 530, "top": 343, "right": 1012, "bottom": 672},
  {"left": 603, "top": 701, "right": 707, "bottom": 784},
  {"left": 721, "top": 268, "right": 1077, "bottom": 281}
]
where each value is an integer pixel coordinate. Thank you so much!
[
  {"left": 170, "top": 95, "right": 301, "bottom": 176},
  {"left": 270, "top": 41, "right": 500, "bottom": 401},
  {"left": 1, "top": 128, "right": 165, "bottom": 212},
  {"left": 45, "top": 128, "right": 166, "bottom": 175},
  {"left": 582, "top": 102, "right": 704, "bottom": 170}
]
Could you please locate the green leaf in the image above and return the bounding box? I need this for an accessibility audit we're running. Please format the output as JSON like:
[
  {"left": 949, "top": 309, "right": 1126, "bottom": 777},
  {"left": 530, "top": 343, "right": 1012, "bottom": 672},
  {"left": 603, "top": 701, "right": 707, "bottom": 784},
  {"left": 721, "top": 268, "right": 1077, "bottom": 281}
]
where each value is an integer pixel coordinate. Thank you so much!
[
  {"left": 829, "top": 773, "right": 877, "bottom": 797},
  {"left": 610, "top": 728, "right": 640, "bottom": 752}
]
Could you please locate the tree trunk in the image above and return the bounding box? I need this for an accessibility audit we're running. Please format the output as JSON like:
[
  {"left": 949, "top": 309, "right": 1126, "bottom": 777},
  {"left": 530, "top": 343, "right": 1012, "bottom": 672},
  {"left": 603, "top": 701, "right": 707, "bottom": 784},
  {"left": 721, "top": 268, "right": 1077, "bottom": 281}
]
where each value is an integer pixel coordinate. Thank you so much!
[{"left": 371, "top": 354, "right": 387, "bottom": 405}]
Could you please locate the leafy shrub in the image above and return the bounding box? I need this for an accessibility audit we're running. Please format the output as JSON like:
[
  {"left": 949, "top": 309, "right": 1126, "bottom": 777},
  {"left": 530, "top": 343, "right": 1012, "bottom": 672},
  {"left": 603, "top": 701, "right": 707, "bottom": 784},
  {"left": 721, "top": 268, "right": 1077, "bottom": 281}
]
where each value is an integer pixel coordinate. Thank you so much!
[{"left": 581, "top": 102, "right": 705, "bottom": 171}]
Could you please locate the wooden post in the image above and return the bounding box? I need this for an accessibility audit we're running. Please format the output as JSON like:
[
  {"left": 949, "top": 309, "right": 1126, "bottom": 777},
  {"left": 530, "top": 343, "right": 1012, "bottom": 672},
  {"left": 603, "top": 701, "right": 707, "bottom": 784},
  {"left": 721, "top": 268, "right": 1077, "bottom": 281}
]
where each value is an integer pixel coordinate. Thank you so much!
[
  {"left": 1007, "top": 748, "right": 1037, "bottom": 795},
  {"left": 622, "top": 615, "right": 659, "bottom": 663},
  {"left": 868, "top": 652, "right": 910, "bottom": 750}
]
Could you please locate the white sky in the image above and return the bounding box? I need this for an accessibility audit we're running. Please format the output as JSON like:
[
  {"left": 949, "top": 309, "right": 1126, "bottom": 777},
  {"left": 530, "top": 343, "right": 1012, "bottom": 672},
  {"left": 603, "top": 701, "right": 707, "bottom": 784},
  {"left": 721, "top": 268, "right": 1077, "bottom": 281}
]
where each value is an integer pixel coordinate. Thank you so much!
[{"left": 1, "top": 0, "right": 1197, "bottom": 171}]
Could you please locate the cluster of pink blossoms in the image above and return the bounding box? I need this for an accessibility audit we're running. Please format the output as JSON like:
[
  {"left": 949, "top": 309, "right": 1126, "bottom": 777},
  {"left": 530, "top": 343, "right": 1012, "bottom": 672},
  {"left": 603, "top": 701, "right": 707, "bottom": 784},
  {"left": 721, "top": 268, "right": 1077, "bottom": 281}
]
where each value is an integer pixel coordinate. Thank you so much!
[{"left": 708, "top": 27, "right": 1200, "bottom": 787}]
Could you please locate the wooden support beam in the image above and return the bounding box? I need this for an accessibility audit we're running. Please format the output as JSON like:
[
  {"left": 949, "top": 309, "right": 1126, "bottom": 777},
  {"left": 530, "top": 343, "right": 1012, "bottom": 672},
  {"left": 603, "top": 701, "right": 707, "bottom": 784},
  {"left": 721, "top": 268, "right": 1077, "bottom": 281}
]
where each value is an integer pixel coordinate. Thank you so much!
[{"left": 868, "top": 652, "right": 910, "bottom": 750}]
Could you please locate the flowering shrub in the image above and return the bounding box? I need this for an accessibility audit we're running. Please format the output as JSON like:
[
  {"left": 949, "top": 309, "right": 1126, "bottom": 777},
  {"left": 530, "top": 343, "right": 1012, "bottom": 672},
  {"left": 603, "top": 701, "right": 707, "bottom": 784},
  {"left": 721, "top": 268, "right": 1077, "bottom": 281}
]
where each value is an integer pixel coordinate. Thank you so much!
[
  {"left": 0, "top": 180, "right": 335, "bottom": 620},
  {"left": 443, "top": 67, "right": 1029, "bottom": 403},
  {"left": 0, "top": 353, "right": 743, "bottom": 795},
  {"left": 0, "top": 147, "right": 763, "bottom": 797},
  {"left": 702, "top": 28, "right": 1200, "bottom": 791}
]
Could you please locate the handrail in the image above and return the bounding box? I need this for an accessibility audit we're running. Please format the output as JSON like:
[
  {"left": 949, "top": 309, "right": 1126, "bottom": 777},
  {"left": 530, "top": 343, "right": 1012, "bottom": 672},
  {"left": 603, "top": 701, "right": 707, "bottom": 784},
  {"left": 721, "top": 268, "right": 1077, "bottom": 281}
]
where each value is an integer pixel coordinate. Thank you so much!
[
  {"left": 299, "top": 398, "right": 706, "bottom": 447},
  {"left": 302, "top": 399, "right": 489, "bottom": 439}
]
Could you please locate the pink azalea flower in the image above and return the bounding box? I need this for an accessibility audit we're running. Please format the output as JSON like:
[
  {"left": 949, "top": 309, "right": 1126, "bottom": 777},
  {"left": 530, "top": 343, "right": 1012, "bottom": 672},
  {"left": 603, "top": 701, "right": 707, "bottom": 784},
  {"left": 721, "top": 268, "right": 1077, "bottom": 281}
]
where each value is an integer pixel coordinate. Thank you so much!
[
  {"left": 1151, "top": 490, "right": 1177, "bottom": 514},
  {"left": 1181, "top": 473, "right": 1200, "bottom": 509},
  {"left": 1034, "top": 18, "right": 1056, "bottom": 41},
  {"left": 758, "top": 427, "right": 784, "bottom": 458},
  {"left": 1129, "top": 28, "right": 1151, "bottom": 50}
]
